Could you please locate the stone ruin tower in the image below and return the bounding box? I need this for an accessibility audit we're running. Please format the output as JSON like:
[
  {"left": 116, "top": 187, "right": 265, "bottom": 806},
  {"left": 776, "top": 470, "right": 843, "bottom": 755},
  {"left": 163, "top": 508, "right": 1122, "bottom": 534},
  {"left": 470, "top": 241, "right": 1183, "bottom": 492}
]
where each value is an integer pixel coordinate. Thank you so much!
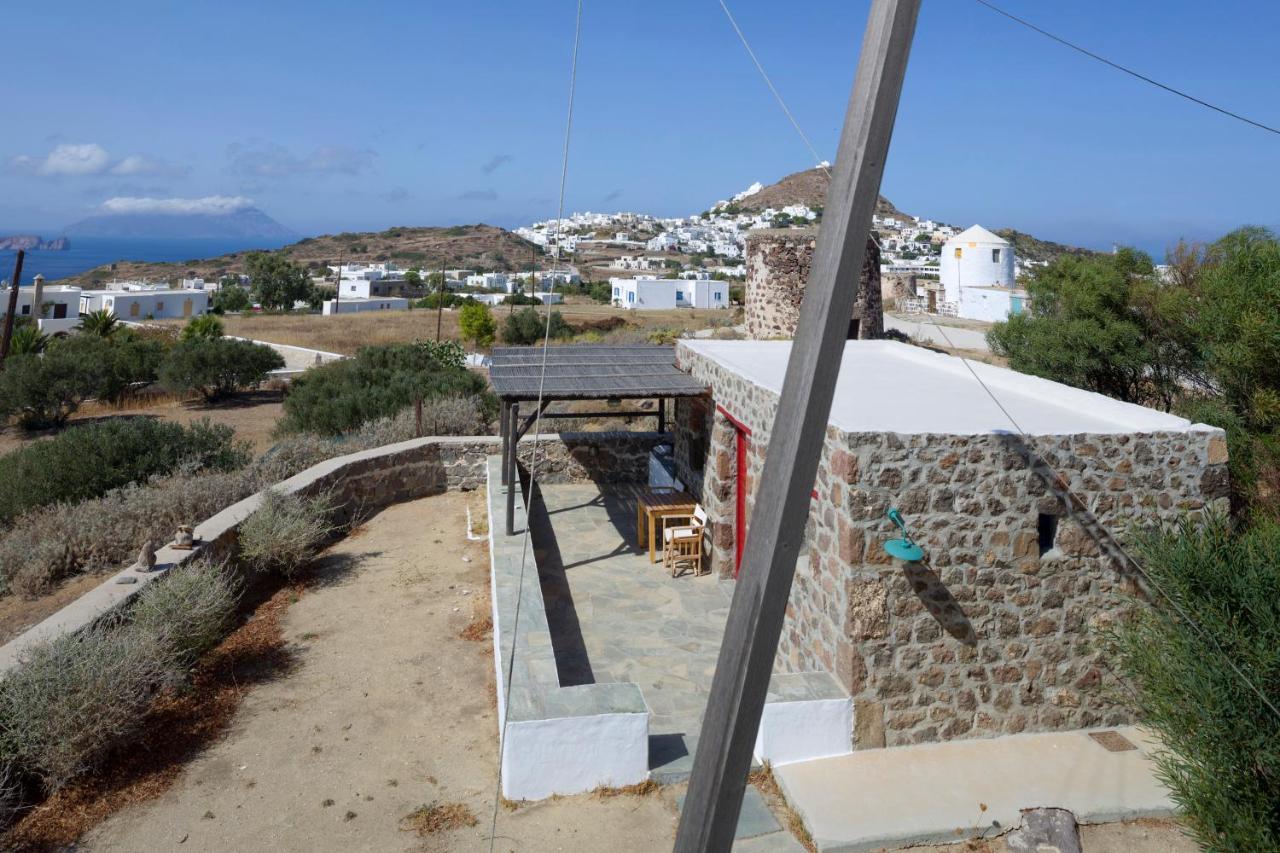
[{"left": 744, "top": 228, "right": 883, "bottom": 340}]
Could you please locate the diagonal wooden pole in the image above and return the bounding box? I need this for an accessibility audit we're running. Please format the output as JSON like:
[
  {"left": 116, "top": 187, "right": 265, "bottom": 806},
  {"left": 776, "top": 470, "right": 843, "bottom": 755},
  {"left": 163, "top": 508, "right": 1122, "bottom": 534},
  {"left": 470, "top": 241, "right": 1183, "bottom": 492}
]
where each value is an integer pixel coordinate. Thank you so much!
[
  {"left": 0, "top": 250, "right": 26, "bottom": 368},
  {"left": 674, "top": 1, "right": 920, "bottom": 849}
]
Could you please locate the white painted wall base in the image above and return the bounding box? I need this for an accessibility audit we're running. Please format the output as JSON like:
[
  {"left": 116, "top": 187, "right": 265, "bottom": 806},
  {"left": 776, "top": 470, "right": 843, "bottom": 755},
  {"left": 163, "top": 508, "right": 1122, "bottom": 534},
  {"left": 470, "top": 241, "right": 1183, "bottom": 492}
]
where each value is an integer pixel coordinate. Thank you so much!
[
  {"left": 502, "top": 711, "right": 650, "bottom": 800},
  {"left": 755, "top": 695, "right": 853, "bottom": 766}
]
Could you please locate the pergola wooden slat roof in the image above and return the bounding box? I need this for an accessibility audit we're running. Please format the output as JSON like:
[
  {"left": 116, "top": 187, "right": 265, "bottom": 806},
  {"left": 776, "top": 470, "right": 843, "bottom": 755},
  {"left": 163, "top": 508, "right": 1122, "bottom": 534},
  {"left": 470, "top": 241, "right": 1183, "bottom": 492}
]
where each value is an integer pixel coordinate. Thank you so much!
[{"left": 489, "top": 345, "right": 708, "bottom": 401}]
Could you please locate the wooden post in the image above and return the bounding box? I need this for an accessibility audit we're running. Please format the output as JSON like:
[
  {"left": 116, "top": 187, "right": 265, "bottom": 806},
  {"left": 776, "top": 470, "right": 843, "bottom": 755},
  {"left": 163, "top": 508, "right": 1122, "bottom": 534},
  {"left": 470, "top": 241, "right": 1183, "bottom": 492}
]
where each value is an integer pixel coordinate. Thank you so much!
[
  {"left": 414, "top": 396, "right": 424, "bottom": 437},
  {"left": 500, "top": 399, "right": 511, "bottom": 486},
  {"left": 674, "top": 2, "right": 920, "bottom": 850},
  {"left": 505, "top": 402, "right": 519, "bottom": 535},
  {"left": 0, "top": 250, "right": 26, "bottom": 368},
  {"left": 657, "top": 397, "right": 666, "bottom": 434}
]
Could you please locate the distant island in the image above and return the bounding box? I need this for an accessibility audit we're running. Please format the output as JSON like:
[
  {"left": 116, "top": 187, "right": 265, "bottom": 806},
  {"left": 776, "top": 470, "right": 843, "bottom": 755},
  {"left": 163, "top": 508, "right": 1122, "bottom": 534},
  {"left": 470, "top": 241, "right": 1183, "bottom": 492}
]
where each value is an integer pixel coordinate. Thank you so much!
[
  {"left": 0, "top": 235, "right": 70, "bottom": 251},
  {"left": 64, "top": 207, "right": 295, "bottom": 241}
]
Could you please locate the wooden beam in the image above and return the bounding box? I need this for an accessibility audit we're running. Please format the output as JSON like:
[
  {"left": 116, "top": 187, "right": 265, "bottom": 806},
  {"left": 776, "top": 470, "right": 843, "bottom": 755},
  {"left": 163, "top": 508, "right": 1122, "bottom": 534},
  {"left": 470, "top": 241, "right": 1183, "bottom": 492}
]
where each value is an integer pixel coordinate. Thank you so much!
[
  {"left": 514, "top": 399, "right": 552, "bottom": 442},
  {"left": 674, "top": 1, "right": 921, "bottom": 850},
  {"left": 499, "top": 400, "right": 511, "bottom": 486},
  {"left": 506, "top": 402, "right": 519, "bottom": 535}
]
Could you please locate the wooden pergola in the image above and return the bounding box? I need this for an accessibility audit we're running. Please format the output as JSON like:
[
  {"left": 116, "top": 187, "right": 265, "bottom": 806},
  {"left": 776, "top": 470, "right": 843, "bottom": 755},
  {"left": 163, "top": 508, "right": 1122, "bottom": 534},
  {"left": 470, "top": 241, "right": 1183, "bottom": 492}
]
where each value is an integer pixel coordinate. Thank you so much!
[{"left": 488, "top": 344, "right": 707, "bottom": 534}]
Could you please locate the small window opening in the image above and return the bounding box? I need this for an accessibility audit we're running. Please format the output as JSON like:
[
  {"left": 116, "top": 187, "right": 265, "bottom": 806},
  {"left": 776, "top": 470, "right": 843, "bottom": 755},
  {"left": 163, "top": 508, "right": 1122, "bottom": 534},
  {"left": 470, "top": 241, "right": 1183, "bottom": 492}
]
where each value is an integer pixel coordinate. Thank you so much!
[
  {"left": 1037, "top": 513, "right": 1058, "bottom": 556},
  {"left": 992, "top": 248, "right": 1001, "bottom": 263}
]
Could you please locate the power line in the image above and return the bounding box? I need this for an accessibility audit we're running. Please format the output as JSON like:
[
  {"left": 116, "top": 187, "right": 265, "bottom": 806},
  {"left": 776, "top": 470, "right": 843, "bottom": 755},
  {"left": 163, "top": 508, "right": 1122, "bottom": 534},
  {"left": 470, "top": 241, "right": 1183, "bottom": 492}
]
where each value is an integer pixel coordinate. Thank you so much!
[
  {"left": 973, "top": 0, "right": 1280, "bottom": 137},
  {"left": 716, "top": 0, "right": 832, "bottom": 176},
  {"left": 487, "top": 2, "right": 584, "bottom": 849}
]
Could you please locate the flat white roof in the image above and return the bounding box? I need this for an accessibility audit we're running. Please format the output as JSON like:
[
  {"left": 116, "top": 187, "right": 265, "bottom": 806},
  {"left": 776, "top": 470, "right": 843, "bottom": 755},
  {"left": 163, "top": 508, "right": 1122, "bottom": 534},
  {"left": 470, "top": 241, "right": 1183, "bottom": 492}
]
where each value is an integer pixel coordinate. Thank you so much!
[{"left": 680, "top": 339, "right": 1201, "bottom": 436}]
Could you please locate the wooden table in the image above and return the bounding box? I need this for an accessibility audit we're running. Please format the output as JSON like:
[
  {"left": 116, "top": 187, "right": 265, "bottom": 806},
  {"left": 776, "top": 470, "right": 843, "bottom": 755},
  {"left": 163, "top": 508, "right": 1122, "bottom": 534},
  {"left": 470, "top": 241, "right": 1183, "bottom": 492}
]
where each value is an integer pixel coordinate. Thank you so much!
[{"left": 636, "top": 490, "right": 697, "bottom": 563}]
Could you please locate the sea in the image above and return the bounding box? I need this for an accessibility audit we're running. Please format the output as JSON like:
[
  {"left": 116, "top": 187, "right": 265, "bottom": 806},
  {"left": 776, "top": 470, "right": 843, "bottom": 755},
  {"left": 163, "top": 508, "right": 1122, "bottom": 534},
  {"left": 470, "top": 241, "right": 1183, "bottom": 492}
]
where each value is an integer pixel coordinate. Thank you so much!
[{"left": 0, "top": 237, "right": 294, "bottom": 284}]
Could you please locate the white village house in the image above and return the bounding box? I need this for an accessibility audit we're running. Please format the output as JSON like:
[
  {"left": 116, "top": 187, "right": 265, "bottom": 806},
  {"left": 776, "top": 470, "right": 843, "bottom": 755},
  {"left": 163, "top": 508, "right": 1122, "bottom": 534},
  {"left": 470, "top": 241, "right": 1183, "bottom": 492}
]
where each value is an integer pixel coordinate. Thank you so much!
[
  {"left": 79, "top": 286, "right": 209, "bottom": 320},
  {"left": 321, "top": 296, "right": 411, "bottom": 315},
  {"left": 0, "top": 279, "right": 82, "bottom": 334},
  {"left": 939, "top": 225, "right": 1027, "bottom": 322},
  {"left": 609, "top": 276, "right": 729, "bottom": 310}
]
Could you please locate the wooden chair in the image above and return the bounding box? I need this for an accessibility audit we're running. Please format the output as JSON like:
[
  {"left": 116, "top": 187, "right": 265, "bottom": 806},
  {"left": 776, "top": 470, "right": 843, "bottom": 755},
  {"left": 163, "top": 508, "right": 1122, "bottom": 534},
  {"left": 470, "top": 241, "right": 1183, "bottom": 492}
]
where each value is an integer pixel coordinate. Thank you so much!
[{"left": 662, "top": 505, "right": 708, "bottom": 578}]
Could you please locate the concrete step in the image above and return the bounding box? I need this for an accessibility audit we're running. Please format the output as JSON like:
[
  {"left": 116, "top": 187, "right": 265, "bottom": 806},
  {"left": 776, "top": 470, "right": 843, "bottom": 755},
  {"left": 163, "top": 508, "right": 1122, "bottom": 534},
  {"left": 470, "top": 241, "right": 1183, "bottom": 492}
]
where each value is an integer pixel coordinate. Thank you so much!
[{"left": 775, "top": 726, "right": 1173, "bottom": 852}]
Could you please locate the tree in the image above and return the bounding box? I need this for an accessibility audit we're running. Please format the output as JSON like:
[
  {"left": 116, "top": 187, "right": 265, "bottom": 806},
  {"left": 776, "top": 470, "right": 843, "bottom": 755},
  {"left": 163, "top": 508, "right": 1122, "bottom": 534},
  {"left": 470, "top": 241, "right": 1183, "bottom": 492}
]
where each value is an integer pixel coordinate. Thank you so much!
[
  {"left": 987, "top": 249, "right": 1186, "bottom": 407},
  {"left": 180, "top": 314, "right": 225, "bottom": 341},
  {"left": 459, "top": 302, "right": 496, "bottom": 348},
  {"left": 501, "top": 307, "right": 572, "bottom": 345},
  {"left": 404, "top": 269, "right": 423, "bottom": 288},
  {"left": 158, "top": 338, "right": 285, "bottom": 402},
  {"left": 8, "top": 324, "right": 49, "bottom": 355},
  {"left": 78, "top": 309, "right": 120, "bottom": 338},
  {"left": 246, "top": 252, "right": 314, "bottom": 311},
  {"left": 0, "top": 338, "right": 112, "bottom": 429},
  {"left": 212, "top": 285, "right": 251, "bottom": 313}
]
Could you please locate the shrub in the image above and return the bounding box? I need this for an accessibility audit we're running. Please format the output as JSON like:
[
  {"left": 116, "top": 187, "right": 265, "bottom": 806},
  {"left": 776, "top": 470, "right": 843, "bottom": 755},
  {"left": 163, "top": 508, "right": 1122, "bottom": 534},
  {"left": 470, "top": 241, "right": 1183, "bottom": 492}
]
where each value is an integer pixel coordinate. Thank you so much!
[
  {"left": 237, "top": 490, "right": 334, "bottom": 577},
  {"left": 179, "top": 314, "right": 225, "bottom": 341},
  {"left": 352, "top": 396, "right": 492, "bottom": 443},
  {"left": 212, "top": 285, "right": 251, "bottom": 313},
  {"left": 7, "top": 325, "right": 48, "bottom": 356},
  {"left": 278, "top": 342, "right": 489, "bottom": 436},
  {"left": 77, "top": 309, "right": 120, "bottom": 338},
  {"left": 501, "top": 307, "right": 572, "bottom": 345},
  {"left": 0, "top": 620, "right": 171, "bottom": 791},
  {"left": 159, "top": 337, "right": 285, "bottom": 402},
  {"left": 0, "top": 417, "right": 249, "bottom": 526},
  {"left": 129, "top": 558, "right": 239, "bottom": 670},
  {"left": 0, "top": 342, "right": 107, "bottom": 429},
  {"left": 458, "top": 301, "right": 496, "bottom": 348},
  {"left": 1106, "top": 513, "right": 1280, "bottom": 850}
]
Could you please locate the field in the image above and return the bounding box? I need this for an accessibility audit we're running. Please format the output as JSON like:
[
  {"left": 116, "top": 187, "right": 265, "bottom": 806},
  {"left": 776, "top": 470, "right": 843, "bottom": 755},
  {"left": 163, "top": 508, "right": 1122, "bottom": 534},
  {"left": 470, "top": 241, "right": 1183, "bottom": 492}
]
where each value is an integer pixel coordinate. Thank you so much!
[{"left": 177, "top": 300, "right": 741, "bottom": 355}]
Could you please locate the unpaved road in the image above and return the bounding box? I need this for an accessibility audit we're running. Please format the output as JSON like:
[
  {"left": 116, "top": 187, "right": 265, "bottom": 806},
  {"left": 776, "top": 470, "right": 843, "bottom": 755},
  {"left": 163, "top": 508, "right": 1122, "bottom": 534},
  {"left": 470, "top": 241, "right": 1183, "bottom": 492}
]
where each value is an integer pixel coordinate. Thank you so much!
[{"left": 83, "top": 492, "right": 678, "bottom": 852}]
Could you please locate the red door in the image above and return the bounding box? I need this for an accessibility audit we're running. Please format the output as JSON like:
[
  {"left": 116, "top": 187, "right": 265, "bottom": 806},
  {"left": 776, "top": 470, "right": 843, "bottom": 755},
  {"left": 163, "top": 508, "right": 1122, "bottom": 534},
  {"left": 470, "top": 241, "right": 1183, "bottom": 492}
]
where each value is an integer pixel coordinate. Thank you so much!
[{"left": 717, "top": 406, "right": 751, "bottom": 578}]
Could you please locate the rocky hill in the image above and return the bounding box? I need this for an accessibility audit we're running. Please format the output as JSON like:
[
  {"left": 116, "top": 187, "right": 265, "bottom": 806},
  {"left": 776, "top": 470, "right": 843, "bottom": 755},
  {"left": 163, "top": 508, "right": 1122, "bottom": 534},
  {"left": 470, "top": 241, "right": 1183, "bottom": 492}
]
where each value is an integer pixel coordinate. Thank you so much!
[
  {"left": 0, "top": 235, "right": 69, "bottom": 251},
  {"left": 65, "top": 208, "right": 294, "bottom": 240},
  {"left": 993, "top": 229, "right": 1098, "bottom": 264},
  {"left": 56, "top": 224, "right": 544, "bottom": 287},
  {"left": 719, "top": 166, "right": 908, "bottom": 220}
]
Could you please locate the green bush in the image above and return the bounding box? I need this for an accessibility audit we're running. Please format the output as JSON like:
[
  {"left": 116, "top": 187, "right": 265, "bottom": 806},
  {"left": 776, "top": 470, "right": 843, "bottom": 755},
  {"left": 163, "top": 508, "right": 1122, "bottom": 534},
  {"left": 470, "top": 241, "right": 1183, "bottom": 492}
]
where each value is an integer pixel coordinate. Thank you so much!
[
  {"left": 237, "top": 490, "right": 334, "bottom": 577},
  {"left": 0, "top": 340, "right": 110, "bottom": 429},
  {"left": 0, "top": 417, "right": 249, "bottom": 527},
  {"left": 278, "top": 341, "right": 489, "bottom": 436},
  {"left": 179, "top": 314, "right": 225, "bottom": 341},
  {"left": 130, "top": 558, "right": 239, "bottom": 670},
  {"left": 501, "top": 307, "right": 572, "bottom": 345},
  {"left": 7, "top": 324, "right": 48, "bottom": 356},
  {"left": 1107, "top": 513, "right": 1280, "bottom": 850},
  {"left": 212, "top": 285, "right": 252, "bottom": 313},
  {"left": 458, "top": 301, "right": 496, "bottom": 348},
  {"left": 0, "top": 619, "right": 172, "bottom": 791},
  {"left": 159, "top": 337, "right": 285, "bottom": 402}
]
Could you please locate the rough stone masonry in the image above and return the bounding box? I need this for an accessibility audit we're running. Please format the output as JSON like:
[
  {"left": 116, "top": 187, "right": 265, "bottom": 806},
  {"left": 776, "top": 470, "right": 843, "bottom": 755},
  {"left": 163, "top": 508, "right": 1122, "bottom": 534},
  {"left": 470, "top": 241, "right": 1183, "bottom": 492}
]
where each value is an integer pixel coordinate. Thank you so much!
[
  {"left": 671, "top": 343, "right": 1230, "bottom": 749},
  {"left": 744, "top": 228, "right": 884, "bottom": 340}
]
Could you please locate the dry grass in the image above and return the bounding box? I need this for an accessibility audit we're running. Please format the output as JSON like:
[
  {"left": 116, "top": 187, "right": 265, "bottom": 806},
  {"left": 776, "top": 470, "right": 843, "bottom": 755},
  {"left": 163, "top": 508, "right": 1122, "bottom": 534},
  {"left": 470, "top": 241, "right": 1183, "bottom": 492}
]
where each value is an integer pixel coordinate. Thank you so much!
[
  {"left": 749, "top": 763, "right": 816, "bottom": 853},
  {"left": 1, "top": 584, "right": 299, "bottom": 850},
  {"left": 400, "top": 801, "right": 478, "bottom": 835},
  {"left": 459, "top": 615, "right": 492, "bottom": 642},
  {"left": 590, "top": 779, "right": 660, "bottom": 798}
]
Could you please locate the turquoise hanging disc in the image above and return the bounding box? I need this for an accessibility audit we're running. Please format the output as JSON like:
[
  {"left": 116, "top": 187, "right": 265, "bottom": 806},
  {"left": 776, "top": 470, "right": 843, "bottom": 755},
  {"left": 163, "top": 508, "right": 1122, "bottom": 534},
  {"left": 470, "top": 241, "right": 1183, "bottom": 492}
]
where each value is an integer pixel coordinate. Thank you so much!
[{"left": 884, "top": 537, "right": 924, "bottom": 562}]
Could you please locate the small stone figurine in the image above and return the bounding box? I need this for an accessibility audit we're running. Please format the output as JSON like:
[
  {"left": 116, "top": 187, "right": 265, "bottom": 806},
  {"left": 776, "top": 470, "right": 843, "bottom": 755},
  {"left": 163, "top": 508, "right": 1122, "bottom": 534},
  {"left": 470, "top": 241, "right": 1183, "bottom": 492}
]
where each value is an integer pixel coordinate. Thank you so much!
[
  {"left": 137, "top": 538, "right": 157, "bottom": 573},
  {"left": 174, "top": 525, "right": 195, "bottom": 549}
]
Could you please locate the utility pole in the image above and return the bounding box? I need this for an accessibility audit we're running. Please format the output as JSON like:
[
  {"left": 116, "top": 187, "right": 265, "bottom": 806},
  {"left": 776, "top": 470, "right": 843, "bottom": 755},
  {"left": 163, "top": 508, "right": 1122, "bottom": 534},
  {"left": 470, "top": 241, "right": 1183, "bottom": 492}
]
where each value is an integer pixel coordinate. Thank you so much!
[
  {"left": 334, "top": 255, "right": 343, "bottom": 314},
  {"left": 0, "top": 250, "right": 26, "bottom": 368},
  {"left": 674, "top": 1, "right": 920, "bottom": 850},
  {"left": 435, "top": 259, "right": 446, "bottom": 342}
]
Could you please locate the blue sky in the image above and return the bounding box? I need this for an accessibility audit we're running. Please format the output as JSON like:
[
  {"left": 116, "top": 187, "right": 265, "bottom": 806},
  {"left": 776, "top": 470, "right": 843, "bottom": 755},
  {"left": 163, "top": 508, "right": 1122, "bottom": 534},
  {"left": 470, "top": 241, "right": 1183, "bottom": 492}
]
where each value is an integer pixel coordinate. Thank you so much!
[{"left": 3, "top": 0, "right": 1278, "bottom": 254}]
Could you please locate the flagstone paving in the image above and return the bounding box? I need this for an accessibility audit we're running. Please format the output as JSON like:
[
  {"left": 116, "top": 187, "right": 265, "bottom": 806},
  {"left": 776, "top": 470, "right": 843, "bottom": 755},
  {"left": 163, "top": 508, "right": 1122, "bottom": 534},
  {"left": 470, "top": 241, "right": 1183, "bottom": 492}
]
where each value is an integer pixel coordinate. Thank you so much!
[{"left": 528, "top": 481, "right": 735, "bottom": 779}]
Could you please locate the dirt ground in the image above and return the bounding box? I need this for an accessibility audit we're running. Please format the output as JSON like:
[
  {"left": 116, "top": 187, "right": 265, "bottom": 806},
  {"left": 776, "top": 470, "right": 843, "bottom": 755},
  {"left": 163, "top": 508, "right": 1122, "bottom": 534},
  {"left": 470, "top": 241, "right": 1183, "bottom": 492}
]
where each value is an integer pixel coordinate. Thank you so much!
[
  {"left": 81, "top": 491, "right": 680, "bottom": 853},
  {"left": 892, "top": 817, "right": 1197, "bottom": 852},
  {"left": 0, "top": 390, "right": 285, "bottom": 458}
]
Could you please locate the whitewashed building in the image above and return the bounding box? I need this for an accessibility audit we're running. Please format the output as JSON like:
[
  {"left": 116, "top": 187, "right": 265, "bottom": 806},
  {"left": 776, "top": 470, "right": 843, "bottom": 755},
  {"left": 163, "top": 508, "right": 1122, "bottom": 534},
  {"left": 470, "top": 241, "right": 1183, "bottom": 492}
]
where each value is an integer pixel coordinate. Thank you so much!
[
  {"left": 0, "top": 284, "right": 82, "bottom": 334},
  {"left": 609, "top": 277, "right": 729, "bottom": 310},
  {"left": 321, "top": 296, "right": 410, "bottom": 315},
  {"left": 79, "top": 288, "right": 209, "bottom": 320},
  {"left": 939, "top": 225, "right": 1023, "bottom": 321}
]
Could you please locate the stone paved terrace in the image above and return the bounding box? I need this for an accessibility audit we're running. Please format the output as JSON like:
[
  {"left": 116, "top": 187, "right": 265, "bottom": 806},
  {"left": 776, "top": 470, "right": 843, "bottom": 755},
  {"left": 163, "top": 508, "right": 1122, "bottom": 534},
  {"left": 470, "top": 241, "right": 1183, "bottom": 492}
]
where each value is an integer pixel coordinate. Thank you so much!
[{"left": 527, "top": 480, "right": 735, "bottom": 780}]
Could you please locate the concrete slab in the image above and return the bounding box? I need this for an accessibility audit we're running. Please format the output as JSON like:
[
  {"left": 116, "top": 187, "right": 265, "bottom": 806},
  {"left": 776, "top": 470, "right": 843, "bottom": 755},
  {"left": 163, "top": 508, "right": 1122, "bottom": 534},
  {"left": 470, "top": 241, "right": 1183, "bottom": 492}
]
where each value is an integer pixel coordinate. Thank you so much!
[
  {"left": 775, "top": 726, "right": 1173, "bottom": 852},
  {"left": 678, "top": 786, "right": 781, "bottom": 841}
]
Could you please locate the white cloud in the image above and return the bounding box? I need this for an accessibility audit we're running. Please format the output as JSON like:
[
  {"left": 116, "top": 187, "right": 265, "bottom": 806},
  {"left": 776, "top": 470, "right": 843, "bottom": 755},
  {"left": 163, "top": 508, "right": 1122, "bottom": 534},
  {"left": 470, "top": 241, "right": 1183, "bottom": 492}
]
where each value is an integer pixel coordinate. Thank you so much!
[
  {"left": 11, "top": 143, "right": 112, "bottom": 176},
  {"left": 10, "top": 143, "right": 189, "bottom": 179},
  {"left": 109, "top": 155, "right": 190, "bottom": 178},
  {"left": 98, "top": 195, "right": 255, "bottom": 216}
]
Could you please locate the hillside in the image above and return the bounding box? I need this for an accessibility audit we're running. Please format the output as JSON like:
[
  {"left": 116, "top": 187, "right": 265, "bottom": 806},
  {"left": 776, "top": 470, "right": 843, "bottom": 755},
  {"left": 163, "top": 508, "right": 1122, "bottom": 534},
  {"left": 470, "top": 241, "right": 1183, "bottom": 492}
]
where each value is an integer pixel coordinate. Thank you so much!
[
  {"left": 722, "top": 166, "right": 908, "bottom": 220},
  {"left": 57, "top": 224, "right": 543, "bottom": 287},
  {"left": 993, "top": 228, "right": 1099, "bottom": 264}
]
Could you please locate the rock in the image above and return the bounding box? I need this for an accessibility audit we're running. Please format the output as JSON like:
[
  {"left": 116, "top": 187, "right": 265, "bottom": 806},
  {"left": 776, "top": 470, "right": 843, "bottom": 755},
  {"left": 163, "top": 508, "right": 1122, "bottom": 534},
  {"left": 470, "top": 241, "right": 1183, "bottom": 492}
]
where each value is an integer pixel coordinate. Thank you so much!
[
  {"left": 115, "top": 576, "right": 138, "bottom": 585},
  {"left": 1005, "top": 807, "right": 1081, "bottom": 853}
]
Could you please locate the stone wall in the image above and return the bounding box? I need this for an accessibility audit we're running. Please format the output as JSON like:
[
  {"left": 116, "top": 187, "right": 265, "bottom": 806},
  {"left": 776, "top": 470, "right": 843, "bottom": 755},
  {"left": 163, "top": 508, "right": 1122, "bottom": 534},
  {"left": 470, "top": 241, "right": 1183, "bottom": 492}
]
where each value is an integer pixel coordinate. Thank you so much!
[
  {"left": 745, "top": 229, "right": 883, "bottom": 340},
  {"left": 672, "top": 342, "right": 1230, "bottom": 748}
]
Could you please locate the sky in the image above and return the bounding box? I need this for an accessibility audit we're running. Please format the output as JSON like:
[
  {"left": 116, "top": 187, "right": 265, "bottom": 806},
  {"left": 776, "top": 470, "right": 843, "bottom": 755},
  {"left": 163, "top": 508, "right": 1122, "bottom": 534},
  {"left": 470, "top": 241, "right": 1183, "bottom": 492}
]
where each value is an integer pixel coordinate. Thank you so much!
[{"left": 3, "top": 0, "right": 1279, "bottom": 254}]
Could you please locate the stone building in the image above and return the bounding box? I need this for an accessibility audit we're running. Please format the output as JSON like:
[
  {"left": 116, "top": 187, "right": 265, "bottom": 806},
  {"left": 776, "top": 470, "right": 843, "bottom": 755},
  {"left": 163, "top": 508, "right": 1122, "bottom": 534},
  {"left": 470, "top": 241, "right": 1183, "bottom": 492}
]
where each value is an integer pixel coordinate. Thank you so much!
[
  {"left": 670, "top": 338, "right": 1229, "bottom": 748},
  {"left": 744, "top": 229, "right": 883, "bottom": 340}
]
